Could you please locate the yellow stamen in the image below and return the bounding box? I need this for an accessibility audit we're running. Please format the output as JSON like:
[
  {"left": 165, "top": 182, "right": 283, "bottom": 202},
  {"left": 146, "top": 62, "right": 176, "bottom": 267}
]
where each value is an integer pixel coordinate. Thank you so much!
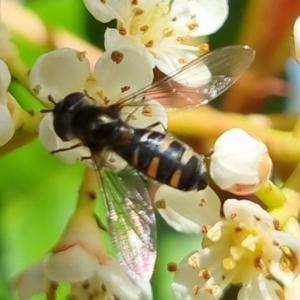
[
  {"left": 163, "top": 27, "right": 174, "bottom": 37},
  {"left": 118, "top": 26, "right": 127, "bottom": 35},
  {"left": 199, "top": 269, "right": 211, "bottom": 280},
  {"left": 201, "top": 224, "right": 211, "bottom": 234},
  {"left": 154, "top": 199, "right": 166, "bottom": 209},
  {"left": 140, "top": 25, "right": 149, "bottom": 32},
  {"left": 199, "top": 198, "right": 207, "bottom": 206},
  {"left": 223, "top": 256, "right": 236, "bottom": 270},
  {"left": 145, "top": 40, "right": 154, "bottom": 48},
  {"left": 230, "top": 245, "right": 246, "bottom": 261},
  {"left": 207, "top": 225, "right": 222, "bottom": 242},
  {"left": 241, "top": 234, "right": 256, "bottom": 251},
  {"left": 167, "top": 262, "right": 177, "bottom": 272},
  {"left": 188, "top": 253, "right": 200, "bottom": 268},
  {"left": 133, "top": 8, "right": 144, "bottom": 15},
  {"left": 178, "top": 57, "right": 188, "bottom": 64},
  {"left": 186, "top": 15, "right": 199, "bottom": 31},
  {"left": 198, "top": 43, "right": 209, "bottom": 52}
]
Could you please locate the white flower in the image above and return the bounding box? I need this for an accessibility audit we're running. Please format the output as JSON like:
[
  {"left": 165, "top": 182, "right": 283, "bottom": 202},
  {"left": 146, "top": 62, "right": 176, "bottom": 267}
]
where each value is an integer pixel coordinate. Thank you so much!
[
  {"left": 171, "top": 199, "right": 300, "bottom": 300},
  {"left": 154, "top": 185, "right": 221, "bottom": 233},
  {"left": 210, "top": 128, "right": 272, "bottom": 195},
  {"left": 30, "top": 46, "right": 167, "bottom": 165},
  {"left": 83, "top": 0, "right": 229, "bottom": 73},
  {"left": 294, "top": 15, "right": 300, "bottom": 63},
  {"left": 0, "top": 59, "right": 14, "bottom": 145},
  {"left": 11, "top": 211, "right": 150, "bottom": 300}
]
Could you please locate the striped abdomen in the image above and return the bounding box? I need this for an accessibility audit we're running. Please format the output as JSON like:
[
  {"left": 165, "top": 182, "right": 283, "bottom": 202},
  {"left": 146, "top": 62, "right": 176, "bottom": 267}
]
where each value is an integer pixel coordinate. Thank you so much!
[{"left": 114, "top": 129, "right": 207, "bottom": 191}]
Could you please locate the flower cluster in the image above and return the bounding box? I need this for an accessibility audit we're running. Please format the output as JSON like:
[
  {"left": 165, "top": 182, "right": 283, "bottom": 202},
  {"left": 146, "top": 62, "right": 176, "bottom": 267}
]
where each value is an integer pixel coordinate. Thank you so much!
[
  {"left": 2, "top": 1, "right": 300, "bottom": 300},
  {"left": 0, "top": 59, "right": 14, "bottom": 145},
  {"left": 171, "top": 199, "right": 300, "bottom": 299},
  {"left": 32, "top": 46, "right": 167, "bottom": 166},
  {"left": 83, "top": 0, "right": 229, "bottom": 73},
  {"left": 5, "top": 1, "right": 230, "bottom": 299}
]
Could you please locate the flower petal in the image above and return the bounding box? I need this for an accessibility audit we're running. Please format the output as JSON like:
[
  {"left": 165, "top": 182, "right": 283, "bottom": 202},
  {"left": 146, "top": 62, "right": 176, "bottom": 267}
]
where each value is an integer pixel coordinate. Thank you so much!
[
  {"left": 0, "top": 59, "right": 11, "bottom": 102},
  {"left": 238, "top": 276, "right": 283, "bottom": 300},
  {"left": 210, "top": 128, "right": 272, "bottom": 193},
  {"left": 104, "top": 28, "right": 156, "bottom": 68},
  {"left": 39, "top": 114, "right": 90, "bottom": 163},
  {"left": 11, "top": 260, "right": 49, "bottom": 300},
  {"left": 155, "top": 185, "right": 221, "bottom": 233},
  {"left": 96, "top": 259, "right": 142, "bottom": 299},
  {"left": 120, "top": 99, "right": 167, "bottom": 131},
  {"left": 100, "top": 149, "right": 128, "bottom": 171},
  {"left": 30, "top": 48, "right": 90, "bottom": 102},
  {"left": 83, "top": 0, "right": 132, "bottom": 23},
  {"left": 172, "top": 250, "right": 223, "bottom": 299},
  {"left": 269, "top": 230, "right": 300, "bottom": 285},
  {"left": 284, "top": 272, "right": 300, "bottom": 300},
  {"left": 155, "top": 50, "right": 202, "bottom": 77},
  {"left": 223, "top": 199, "right": 273, "bottom": 227},
  {"left": 43, "top": 244, "right": 98, "bottom": 282},
  {"left": 171, "top": 0, "right": 229, "bottom": 36},
  {"left": 133, "top": 279, "right": 153, "bottom": 300},
  {"left": 0, "top": 104, "right": 14, "bottom": 145},
  {"left": 294, "top": 16, "right": 300, "bottom": 63},
  {"left": 94, "top": 45, "right": 153, "bottom": 104}
]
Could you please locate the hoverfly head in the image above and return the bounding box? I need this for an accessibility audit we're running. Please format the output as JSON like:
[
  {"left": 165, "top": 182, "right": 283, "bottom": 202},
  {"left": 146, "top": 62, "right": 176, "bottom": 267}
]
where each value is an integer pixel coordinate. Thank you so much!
[{"left": 52, "top": 92, "right": 88, "bottom": 141}]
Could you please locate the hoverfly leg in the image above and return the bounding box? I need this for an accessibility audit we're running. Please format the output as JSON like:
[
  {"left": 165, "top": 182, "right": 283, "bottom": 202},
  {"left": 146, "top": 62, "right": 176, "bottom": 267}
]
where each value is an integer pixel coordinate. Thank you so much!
[
  {"left": 94, "top": 213, "right": 108, "bottom": 232},
  {"left": 48, "top": 94, "right": 57, "bottom": 104},
  {"left": 124, "top": 106, "right": 140, "bottom": 122},
  {"left": 107, "top": 152, "right": 116, "bottom": 164},
  {"left": 40, "top": 108, "right": 53, "bottom": 113},
  {"left": 51, "top": 143, "right": 82, "bottom": 154},
  {"left": 204, "top": 148, "right": 214, "bottom": 158},
  {"left": 145, "top": 121, "right": 167, "bottom": 132},
  {"left": 41, "top": 95, "right": 57, "bottom": 113},
  {"left": 81, "top": 156, "right": 92, "bottom": 161},
  {"left": 83, "top": 89, "right": 97, "bottom": 103}
]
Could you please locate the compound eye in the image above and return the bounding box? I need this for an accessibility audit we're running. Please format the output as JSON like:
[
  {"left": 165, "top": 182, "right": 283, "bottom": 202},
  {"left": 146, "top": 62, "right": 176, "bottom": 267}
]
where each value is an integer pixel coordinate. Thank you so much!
[{"left": 63, "top": 92, "right": 86, "bottom": 107}]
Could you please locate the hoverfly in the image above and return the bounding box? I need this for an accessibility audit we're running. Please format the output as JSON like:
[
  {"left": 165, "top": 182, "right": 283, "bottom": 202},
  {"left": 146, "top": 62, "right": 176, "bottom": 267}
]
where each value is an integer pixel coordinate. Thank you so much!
[{"left": 50, "top": 45, "right": 255, "bottom": 280}]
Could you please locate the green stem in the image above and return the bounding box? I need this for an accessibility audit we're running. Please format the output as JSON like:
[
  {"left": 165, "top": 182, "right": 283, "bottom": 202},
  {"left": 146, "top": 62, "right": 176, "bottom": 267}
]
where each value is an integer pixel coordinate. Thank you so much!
[
  {"left": 6, "top": 56, "right": 30, "bottom": 90},
  {"left": 254, "top": 179, "right": 285, "bottom": 209},
  {"left": 268, "top": 163, "right": 300, "bottom": 226},
  {"left": 282, "top": 163, "right": 300, "bottom": 193}
]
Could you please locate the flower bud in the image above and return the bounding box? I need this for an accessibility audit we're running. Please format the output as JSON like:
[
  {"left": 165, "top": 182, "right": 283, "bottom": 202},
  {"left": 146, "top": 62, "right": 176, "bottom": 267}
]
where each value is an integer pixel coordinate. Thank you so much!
[
  {"left": 0, "top": 59, "right": 14, "bottom": 145},
  {"left": 210, "top": 128, "right": 272, "bottom": 195},
  {"left": 294, "top": 15, "right": 300, "bottom": 64}
]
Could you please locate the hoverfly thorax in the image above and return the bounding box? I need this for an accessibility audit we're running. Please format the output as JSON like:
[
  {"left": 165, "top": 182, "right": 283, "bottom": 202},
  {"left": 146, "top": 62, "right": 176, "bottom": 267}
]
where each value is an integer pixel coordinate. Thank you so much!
[{"left": 53, "top": 92, "right": 134, "bottom": 152}]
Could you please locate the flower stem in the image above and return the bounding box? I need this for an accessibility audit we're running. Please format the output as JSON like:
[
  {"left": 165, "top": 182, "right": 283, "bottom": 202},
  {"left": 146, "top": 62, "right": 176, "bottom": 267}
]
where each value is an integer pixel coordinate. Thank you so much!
[
  {"left": 254, "top": 179, "right": 285, "bottom": 208},
  {"left": 282, "top": 162, "right": 300, "bottom": 193},
  {"left": 293, "top": 116, "right": 300, "bottom": 137},
  {"left": 8, "top": 94, "right": 44, "bottom": 132},
  {"left": 0, "top": 94, "right": 44, "bottom": 157},
  {"left": 268, "top": 163, "right": 300, "bottom": 225},
  {"left": 76, "top": 167, "right": 99, "bottom": 215},
  {"left": 6, "top": 57, "right": 30, "bottom": 89},
  {"left": 168, "top": 107, "right": 300, "bottom": 181}
]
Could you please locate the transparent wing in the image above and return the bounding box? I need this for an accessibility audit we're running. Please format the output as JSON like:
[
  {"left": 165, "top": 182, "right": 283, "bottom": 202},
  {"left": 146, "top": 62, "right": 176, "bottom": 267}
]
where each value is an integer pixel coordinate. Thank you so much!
[
  {"left": 115, "top": 45, "right": 255, "bottom": 113},
  {"left": 100, "top": 167, "right": 157, "bottom": 280}
]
